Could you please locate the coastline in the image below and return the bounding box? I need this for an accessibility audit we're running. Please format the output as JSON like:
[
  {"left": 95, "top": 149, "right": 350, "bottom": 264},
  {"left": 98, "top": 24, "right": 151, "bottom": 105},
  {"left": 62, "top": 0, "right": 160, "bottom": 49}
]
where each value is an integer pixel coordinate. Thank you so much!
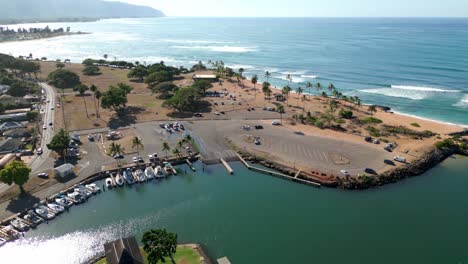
[{"left": 0, "top": 32, "right": 90, "bottom": 44}]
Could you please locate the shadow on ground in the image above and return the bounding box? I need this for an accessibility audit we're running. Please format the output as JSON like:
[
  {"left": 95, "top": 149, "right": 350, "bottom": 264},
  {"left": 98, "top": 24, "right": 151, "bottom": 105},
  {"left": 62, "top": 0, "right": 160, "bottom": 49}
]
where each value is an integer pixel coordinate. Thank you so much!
[
  {"left": 6, "top": 192, "right": 41, "bottom": 214},
  {"left": 108, "top": 106, "right": 145, "bottom": 129}
]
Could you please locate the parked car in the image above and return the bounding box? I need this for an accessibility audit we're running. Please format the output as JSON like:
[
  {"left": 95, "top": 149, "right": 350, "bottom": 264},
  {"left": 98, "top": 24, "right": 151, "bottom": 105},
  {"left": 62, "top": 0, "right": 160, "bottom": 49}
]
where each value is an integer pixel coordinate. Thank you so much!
[
  {"left": 394, "top": 156, "right": 406, "bottom": 163},
  {"left": 37, "top": 173, "right": 49, "bottom": 179},
  {"left": 271, "top": 121, "right": 281, "bottom": 126},
  {"left": 254, "top": 125, "right": 264, "bottom": 130},
  {"left": 193, "top": 113, "right": 203, "bottom": 117},
  {"left": 364, "top": 168, "right": 377, "bottom": 175},
  {"left": 87, "top": 134, "right": 94, "bottom": 141},
  {"left": 42, "top": 124, "right": 47, "bottom": 129},
  {"left": 37, "top": 148, "right": 43, "bottom": 155},
  {"left": 48, "top": 122, "right": 53, "bottom": 126},
  {"left": 254, "top": 138, "right": 260, "bottom": 145},
  {"left": 294, "top": 131, "right": 305, "bottom": 135},
  {"left": 51, "top": 107, "right": 54, "bottom": 110},
  {"left": 365, "top": 136, "right": 372, "bottom": 142},
  {"left": 340, "top": 170, "right": 350, "bottom": 176},
  {"left": 113, "top": 154, "right": 124, "bottom": 160},
  {"left": 373, "top": 139, "right": 380, "bottom": 144}
]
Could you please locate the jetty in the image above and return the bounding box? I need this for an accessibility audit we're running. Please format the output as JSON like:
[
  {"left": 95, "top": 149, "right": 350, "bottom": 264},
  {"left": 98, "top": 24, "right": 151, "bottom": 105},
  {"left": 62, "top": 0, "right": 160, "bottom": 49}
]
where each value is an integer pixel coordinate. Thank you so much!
[
  {"left": 236, "top": 152, "right": 321, "bottom": 188},
  {"left": 220, "top": 158, "right": 234, "bottom": 174}
]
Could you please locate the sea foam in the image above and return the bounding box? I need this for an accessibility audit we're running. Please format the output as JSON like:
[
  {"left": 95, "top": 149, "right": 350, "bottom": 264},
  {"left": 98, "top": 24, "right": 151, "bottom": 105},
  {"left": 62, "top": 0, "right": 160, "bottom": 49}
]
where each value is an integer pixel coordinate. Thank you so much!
[
  {"left": 172, "top": 45, "right": 256, "bottom": 53},
  {"left": 454, "top": 94, "right": 468, "bottom": 108},
  {"left": 360, "top": 85, "right": 461, "bottom": 100}
]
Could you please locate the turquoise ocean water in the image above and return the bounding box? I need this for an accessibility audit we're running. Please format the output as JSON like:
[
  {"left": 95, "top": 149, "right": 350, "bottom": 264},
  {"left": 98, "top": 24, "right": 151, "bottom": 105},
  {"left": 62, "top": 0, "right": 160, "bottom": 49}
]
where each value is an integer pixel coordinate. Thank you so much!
[{"left": 0, "top": 17, "right": 467, "bottom": 125}]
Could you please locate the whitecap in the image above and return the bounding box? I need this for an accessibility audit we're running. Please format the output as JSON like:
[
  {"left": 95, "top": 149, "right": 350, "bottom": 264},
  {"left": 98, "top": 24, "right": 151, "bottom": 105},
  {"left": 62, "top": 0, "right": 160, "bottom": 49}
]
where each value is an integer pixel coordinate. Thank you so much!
[
  {"left": 454, "top": 94, "right": 468, "bottom": 108},
  {"left": 301, "top": 75, "right": 318, "bottom": 80},
  {"left": 225, "top": 64, "right": 255, "bottom": 70},
  {"left": 277, "top": 75, "right": 305, "bottom": 83},
  {"left": 390, "top": 85, "right": 460, "bottom": 93},
  {"left": 359, "top": 88, "right": 428, "bottom": 100},
  {"left": 172, "top": 45, "right": 256, "bottom": 53},
  {"left": 280, "top": 70, "right": 308, "bottom": 75}
]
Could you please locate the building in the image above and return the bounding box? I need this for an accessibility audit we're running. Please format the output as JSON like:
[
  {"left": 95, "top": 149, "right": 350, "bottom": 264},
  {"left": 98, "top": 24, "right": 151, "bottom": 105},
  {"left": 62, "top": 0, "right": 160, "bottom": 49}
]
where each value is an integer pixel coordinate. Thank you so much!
[
  {"left": 0, "top": 113, "right": 28, "bottom": 122},
  {"left": 0, "top": 138, "right": 24, "bottom": 154},
  {"left": 104, "top": 236, "right": 144, "bottom": 264},
  {"left": 0, "top": 153, "right": 20, "bottom": 169},
  {"left": 3, "top": 128, "right": 31, "bottom": 138},
  {"left": 0, "top": 121, "right": 24, "bottom": 132},
  {"left": 192, "top": 74, "right": 218, "bottom": 82},
  {"left": 54, "top": 163, "right": 75, "bottom": 178},
  {"left": 0, "top": 85, "right": 10, "bottom": 95}
]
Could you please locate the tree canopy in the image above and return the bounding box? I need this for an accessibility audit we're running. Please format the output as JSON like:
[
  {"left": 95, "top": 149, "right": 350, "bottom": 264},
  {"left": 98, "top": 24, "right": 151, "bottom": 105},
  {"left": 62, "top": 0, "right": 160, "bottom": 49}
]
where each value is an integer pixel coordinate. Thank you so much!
[
  {"left": 47, "top": 69, "right": 80, "bottom": 88},
  {"left": 0, "top": 160, "right": 31, "bottom": 192},
  {"left": 82, "top": 65, "right": 101, "bottom": 76},
  {"left": 46, "top": 128, "right": 70, "bottom": 157},
  {"left": 163, "top": 87, "right": 202, "bottom": 112},
  {"left": 100, "top": 83, "right": 133, "bottom": 116},
  {"left": 142, "top": 229, "right": 177, "bottom": 264},
  {"left": 127, "top": 65, "right": 148, "bottom": 82}
]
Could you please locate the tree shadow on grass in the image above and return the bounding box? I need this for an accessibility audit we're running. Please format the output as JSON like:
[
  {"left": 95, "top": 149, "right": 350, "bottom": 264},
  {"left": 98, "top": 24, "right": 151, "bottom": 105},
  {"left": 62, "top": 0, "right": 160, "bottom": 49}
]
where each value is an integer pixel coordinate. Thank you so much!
[
  {"left": 6, "top": 191, "right": 41, "bottom": 214},
  {"left": 166, "top": 101, "right": 213, "bottom": 119},
  {"left": 108, "top": 106, "right": 145, "bottom": 129}
]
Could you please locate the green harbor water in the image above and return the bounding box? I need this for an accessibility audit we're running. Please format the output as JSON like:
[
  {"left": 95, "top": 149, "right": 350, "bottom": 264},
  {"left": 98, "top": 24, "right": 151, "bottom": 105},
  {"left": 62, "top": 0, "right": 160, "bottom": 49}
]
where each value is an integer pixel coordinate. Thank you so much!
[{"left": 1, "top": 157, "right": 467, "bottom": 264}]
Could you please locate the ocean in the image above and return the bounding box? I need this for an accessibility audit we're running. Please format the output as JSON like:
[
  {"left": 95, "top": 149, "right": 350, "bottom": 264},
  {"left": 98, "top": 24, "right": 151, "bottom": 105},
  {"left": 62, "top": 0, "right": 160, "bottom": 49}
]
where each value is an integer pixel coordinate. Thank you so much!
[{"left": 1, "top": 17, "right": 467, "bottom": 124}]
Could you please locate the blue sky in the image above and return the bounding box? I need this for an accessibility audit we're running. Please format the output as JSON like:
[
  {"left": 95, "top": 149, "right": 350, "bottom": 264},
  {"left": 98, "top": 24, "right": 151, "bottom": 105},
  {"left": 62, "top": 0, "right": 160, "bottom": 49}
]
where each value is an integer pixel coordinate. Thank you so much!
[{"left": 115, "top": 0, "right": 468, "bottom": 17}]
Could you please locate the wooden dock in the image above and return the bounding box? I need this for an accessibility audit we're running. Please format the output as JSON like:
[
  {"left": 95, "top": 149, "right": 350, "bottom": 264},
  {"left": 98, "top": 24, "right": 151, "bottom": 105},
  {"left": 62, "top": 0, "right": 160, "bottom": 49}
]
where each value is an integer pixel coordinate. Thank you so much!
[
  {"left": 235, "top": 153, "right": 320, "bottom": 188},
  {"left": 220, "top": 158, "right": 234, "bottom": 174},
  {"left": 217, "top": 257, "right": 231, "bottom": 264}
]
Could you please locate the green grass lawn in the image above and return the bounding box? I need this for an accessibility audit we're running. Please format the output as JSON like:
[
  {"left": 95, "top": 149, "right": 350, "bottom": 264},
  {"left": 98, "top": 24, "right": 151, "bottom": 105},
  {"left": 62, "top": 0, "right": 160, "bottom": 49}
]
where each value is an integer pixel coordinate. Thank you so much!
[{"left": 96, "top": 245, "right": 202, "bottom": 264}]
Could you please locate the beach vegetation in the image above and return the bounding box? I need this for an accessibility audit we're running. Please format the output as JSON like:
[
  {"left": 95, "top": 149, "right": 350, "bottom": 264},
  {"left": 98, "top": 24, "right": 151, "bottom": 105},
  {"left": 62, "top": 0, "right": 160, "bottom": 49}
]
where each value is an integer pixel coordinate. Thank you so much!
[
  {"left": 410, "top": 122, "right": 421, "bottom": 127},
  {"left": 0, "top": 160, "right": 31, "bottom": 193},
  {"left": 355, "top": 117, "right": 383, "bottom": 125},
  {"left": 82, "top": 65, "right": 101, "bottom": 76},
  {"left": 47, "top": 69, "right": 81, "bottom": 88},
  {"left": 435, "top": 139, "right": 456, "bottom": 150},
  {"left": 368, "top": 105, "right": 377, "bottom": 115},
  {"left": 162, "top": 86, "right": 203, "bottom": 112},
  {"left": 127, "top": 65, "right": 148, "bottom": 82},
  {"left": 382, "top": 125, "right": 434, "bottom": 138},
  {"left": 145, "top": 71, "right": 174, "bottom": 85},
  {"left": 151, "top": 82, "right": 178, "bottom": 98},
  {"left": 190, "top": 61, "right": 207, "bottom": 72},
  {"left": 339, "top": 109, "right": 353, "bottom": 119},
  {"left": 191, "top": 80, "right": 213, "bottom": 93},
  {"left": 132, "top": 136, "right": 144, "bottom": 156},
  {"left": 366, "top": 126, "right": 381, "bottom": 137}
]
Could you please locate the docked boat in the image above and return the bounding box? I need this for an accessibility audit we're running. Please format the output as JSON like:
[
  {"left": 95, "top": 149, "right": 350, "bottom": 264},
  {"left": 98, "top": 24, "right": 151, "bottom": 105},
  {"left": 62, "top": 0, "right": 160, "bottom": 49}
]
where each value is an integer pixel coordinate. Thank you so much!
[
  {"left": 67, "top": 191, "right": 85, "bottom": 204},
  {"left": 0, "top": 236, "right": 6, "bottom": 247},
  {"left": 85, "top": 183, "right": 101, "bottom": 194},
  {"left": 23, "top": 210, "right": 43, "bottom": 227},
  {"left": 35, "top": 205, "right": 55, "bottom": 220},
  {"left": 74, "top": 185, "right": 93, "bottom": 198},
  {"left": 134, "top": 169, "right": 146, "bottom": 182},
  {"left": 105, "top": 178, "right": 113, "bottom": 188},
  {"left": 115, "top": 173, "right": 124, "bottom": 186},
  {"left": 144, "top": 167, "right": 155, "bottom": 180},
  {"left": 155, "top": 166, "right": 165, "bottom": 178},
  {"left": 123, "top": 169, "right": 135, "bottom": 185},
  {"left": 47, "top": 203, "right": 65, "bottom": 214},
  {"left": 55, "top": 195, "right": 74, "bottom": 208},
  {"left": 10, "top": 218, "right": 30, "bottom": 232},
  {"left": 0, "top": 225, "right": 21, "bottom": 241},
  {"left": 164, "top": 162, "right": 175, "bottom": 175}
]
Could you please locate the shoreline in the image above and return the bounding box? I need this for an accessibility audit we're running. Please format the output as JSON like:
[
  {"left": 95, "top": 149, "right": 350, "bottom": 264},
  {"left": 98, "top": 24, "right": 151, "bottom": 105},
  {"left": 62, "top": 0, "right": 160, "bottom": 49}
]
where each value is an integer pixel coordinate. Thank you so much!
[{"left": 0, "top": 32, "right": 90, "bottom": 44}]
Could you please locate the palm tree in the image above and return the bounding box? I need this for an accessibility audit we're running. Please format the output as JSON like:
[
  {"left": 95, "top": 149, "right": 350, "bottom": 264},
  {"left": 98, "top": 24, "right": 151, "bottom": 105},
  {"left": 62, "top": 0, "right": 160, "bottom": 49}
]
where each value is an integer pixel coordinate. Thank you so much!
[
  {"left": 172, "top": 147, "right": 181, "bottom": 158},
  {"left": 264, "top": 71, "right": 271, "bottom": 82},
  {"left": 276, "top": 104, "right": 285, "bottom": 125},
  {"left": 368, "top": 105, "right": 377, "bottom": 116},
  {"left": 132, "top": 136, "right": 144, "bottom": 156},
  {"left": 301, "top": 94, "right": 307, "bottom": 113},
  {"left": 328, "top": 83, "right": 335, "bottom": 92},
  {"left": 95, "top": 90, "right": 102, "bottom": 118},
  {"left": 265, "top": 88, "right": 272, "bottom": 103},
  {"left": 282, "top": 86, "right": 292, "bottom": 105},
  {"left": 262, "top": 82, "right": 271, "bottom": 106},
  {"left": 89, "top": 84, "right": 98, "bottom": 117},
  {"left": 103, "top": 54, "right": 108, "bottom": 60},
  {"left": 109, "top": 142, "right": 124, "bottom": 165},
  {"left": 238, "top": 68, "right": 244, "bottom": 79},
  {"left": 296, "top": 87, "right": 303, "bottom": 105},
  {"left": 251, "top": 75, "right": 258, "bottom": 98},
  {"left": 162, "top": 141, "right": 170, "bottom": 159},
  {"left": 316, "top": 82, "right": 322, "bottom": 92},
  {"left": 286, "top": 74, "right": 292, "bottom": 86},
  {"left": 184, "top": 134, "right": 193, "bottom": 143},
  {"left": 332, "top": 89, "right": 339, "bottom": 98},
  {"left": 306, "top": 81, "right": 313, "bottom": 95}
]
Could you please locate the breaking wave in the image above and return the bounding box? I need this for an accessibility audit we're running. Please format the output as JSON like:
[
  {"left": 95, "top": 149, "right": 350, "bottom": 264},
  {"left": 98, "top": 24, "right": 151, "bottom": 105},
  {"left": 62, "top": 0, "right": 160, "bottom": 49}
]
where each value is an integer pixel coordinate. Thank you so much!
[
  {"left": 172, "top": 45, "right": 256, "bottom": 53},
  {"left": 454, "top": 94, "right": 468, "bottom": 108},
  {"left": 360, "top": 85, "right": 461, "bottom": 100}
]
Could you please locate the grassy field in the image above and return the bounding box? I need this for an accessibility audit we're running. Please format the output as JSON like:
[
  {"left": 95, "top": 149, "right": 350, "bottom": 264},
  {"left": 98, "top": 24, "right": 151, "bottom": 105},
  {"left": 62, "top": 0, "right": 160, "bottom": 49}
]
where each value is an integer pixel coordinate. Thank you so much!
[{"left": 95, "top": 245, "right": 202, "bottom": 264}]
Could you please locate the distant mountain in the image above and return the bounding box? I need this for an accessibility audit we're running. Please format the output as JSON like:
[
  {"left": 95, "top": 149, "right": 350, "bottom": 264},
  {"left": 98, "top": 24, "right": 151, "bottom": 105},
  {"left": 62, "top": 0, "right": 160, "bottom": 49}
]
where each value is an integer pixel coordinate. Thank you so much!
[{"left": 0, "top": 0, "right": 164, "bottom": 24}]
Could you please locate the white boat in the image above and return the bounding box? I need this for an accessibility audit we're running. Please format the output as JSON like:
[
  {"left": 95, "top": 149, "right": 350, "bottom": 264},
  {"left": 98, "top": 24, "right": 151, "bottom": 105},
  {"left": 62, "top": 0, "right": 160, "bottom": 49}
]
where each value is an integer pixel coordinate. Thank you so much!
[
  {"left": 55, "top": 196, "right": 73, "bottom": 208},
  {"left": 74, "top": 185, "right": 93, "bottom": 198},
  {"left": 0, "top": 236, "right": 6, "bottom": 247},
  {"left": 23, "top": 210, "right": 43, "bottom": 227},
  {"left": 35, "top": 206, "right": 55, "bottom": 220},
  {"left": 85, "top": 183, "right": 101, "bottom": 194},
  {"left": 144, "top": 167, "right": 155, "bottom": 180},
  {"left": 47, "top": 203, "right": 65, "bottom": 214},
  {"left": 115, "top": 173, "right": 124, "bottom": 186},
  {"left": 105, "top": 178, "right": 113, "bottom": 188},
  {"left": 123, "top": 169, "right": 135, "bottom": 185},
  {"left": 0, "top": 226, "right": 21, "bottom": 241},
  {"left": 67, "top": 191, "right": 85, "bottom": 204},
  {"left": 135, "top": 169, "right": 146, "bottom": 182},
  {"left": 10, "top": 218, "right": 30, "bottom": 232},
  {"left": 155, "top": 166, "right": 165, "bottom": 178}
]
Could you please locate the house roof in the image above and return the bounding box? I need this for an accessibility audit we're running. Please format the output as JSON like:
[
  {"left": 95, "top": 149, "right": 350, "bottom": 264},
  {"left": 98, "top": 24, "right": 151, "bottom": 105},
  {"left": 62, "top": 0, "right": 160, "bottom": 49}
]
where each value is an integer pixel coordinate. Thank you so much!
[
  {"left": 0, "top": 138, "right": 23, "bottom": 153},
  {"left": 0, "top": 121, "right": 24, "bottom": 131},
  {"left": 193, "top": 74, "right": 217, "bottom": 79},
  {"left": 3, "top": 128, "right": 30, "bottom": 137},
  {"left": 54, "top": 163, "right": 74, "bottom": 174},
  {"left": 104, "top": 236, "right": 144, "bottom": 264}
]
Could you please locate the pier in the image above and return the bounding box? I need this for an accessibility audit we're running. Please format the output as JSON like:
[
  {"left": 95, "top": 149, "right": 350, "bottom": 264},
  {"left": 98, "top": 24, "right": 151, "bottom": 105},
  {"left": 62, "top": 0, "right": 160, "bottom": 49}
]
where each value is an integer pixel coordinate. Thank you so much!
[
  {"left": 186, "top": 159, "right": 196, "bottom": 171},
  {"left": 236, "top": 152, "right": 321, "bottom": 188},
  {"left": 220, "top": 158, "right": 234, "bottom": 174}
]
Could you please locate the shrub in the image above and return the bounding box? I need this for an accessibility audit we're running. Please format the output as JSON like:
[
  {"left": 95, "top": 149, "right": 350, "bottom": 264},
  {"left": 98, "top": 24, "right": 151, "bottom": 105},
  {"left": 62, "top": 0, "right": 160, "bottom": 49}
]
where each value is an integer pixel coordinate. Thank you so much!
[
  {"left": 435, "top": 139, "right": 455, "bottom": 150},
  {"left": 47, "top": 69, "right": 80, "bottom": 88},
  {"left": 382, "top": 125, "right": 434, "bottom": 138},
  {"left": 314, "top": 120, "right": 325, "bottom": 129},
  {"left": 82, "top": 65, "right": 101, "bottom": 76},
  {"left": 410, "top": 122, "right": 421, "bottom": 127},
  {"left": 366, "top": 126, "right": 380, "bottom": 137},
  {"left": 339, "top": 109, "right": 353, "bottom": 119}
]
